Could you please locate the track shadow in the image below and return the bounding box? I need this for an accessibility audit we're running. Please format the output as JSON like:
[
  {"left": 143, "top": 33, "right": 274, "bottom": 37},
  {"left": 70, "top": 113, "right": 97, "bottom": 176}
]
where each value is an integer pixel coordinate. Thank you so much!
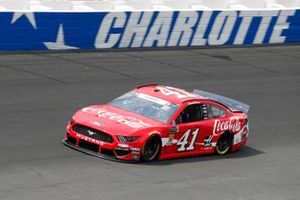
[{"left": 140, "top": 146, "right": 263, "bottom": 166}]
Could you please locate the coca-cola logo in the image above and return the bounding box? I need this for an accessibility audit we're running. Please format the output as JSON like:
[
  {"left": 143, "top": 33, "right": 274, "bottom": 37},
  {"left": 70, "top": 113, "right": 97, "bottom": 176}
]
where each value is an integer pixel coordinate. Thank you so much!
[
  {"left": 82, "top": 107, "right": 150, "bottom": 129},
  {"left": 213, "top": 117, "right": 241, "bottom": 136}
]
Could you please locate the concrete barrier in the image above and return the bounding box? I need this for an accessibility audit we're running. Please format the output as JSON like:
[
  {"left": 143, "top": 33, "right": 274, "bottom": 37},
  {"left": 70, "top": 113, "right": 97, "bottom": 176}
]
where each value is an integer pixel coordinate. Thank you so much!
[{"left": 0, "top": 0, "right": 299, "bottom": 51}]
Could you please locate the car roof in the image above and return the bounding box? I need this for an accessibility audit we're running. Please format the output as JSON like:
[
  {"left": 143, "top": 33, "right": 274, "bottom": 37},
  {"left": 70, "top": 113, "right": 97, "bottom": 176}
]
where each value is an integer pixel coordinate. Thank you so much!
[{"left": 136, "top": 84, "right": 207, "bottom": 105}]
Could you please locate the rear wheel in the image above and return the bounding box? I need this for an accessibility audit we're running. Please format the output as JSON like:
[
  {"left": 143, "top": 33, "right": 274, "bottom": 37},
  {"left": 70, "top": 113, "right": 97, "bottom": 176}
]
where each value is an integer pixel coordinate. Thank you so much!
[
  {"left": 216, "top": 132, "right": 232, "bottom": 155},
  {"left": 141, "top": 136, "right": 161, "bottom": 162}
]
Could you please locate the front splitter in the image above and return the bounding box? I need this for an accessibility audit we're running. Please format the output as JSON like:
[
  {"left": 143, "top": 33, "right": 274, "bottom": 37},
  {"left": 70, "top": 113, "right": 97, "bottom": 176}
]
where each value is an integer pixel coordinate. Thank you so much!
[{"left": 62, "top": 139, "right": 138, "bottom": 163}]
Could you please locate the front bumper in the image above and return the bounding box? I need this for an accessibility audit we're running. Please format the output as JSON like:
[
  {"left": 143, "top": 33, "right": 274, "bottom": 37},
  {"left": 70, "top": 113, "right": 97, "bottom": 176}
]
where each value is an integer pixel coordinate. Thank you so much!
[{"left": 63, "top": 131, "right": 141, "bottom": 162}]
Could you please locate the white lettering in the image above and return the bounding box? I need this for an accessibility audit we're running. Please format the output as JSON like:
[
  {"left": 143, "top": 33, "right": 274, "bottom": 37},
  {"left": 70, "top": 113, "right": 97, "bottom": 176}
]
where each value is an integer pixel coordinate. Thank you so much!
[
  {"left": 191, "top": 11, "right": 212, "bottom": 46},
  {"left": 143, "top": 12, "right": 173, "bottom": 47},
  {"left": 253, "top": 11, "right": 278, "bottom": 44},
  {"left": 95, "top": 12, "right": 126, "bottom": 48},
  {"left": 270, "top": 10, "right": 295, "bottom": 43},
  {"left": 234, "top": 11, "right": 259, "bottom": 45},
  {"left": 157, "top": 86, "right": 197, "bottom": 99},
  {"left": 177, "top": 129, "right": 199, "bottom": 151},
  {"left": 213, "top": 117, "right": 241, "bottom": 136},
  {"left": 208, "top": 11, "right": 237, "bottom": 45},
  {"left": 119, "top": 12, "right": 153, "bottom": 48},
  {"left": 76, "top": 133, "right": 103, "bottom": 146},
  {"left": 82, "top": 107, "right": 150, "bottom": 128},
  {"left": 168, "top": 11, "right": 199, "bottom": 47}
]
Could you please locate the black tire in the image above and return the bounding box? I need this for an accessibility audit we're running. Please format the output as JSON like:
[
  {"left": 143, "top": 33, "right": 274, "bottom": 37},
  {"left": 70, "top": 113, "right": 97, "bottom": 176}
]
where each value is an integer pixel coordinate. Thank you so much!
[
  {"left": 141, "top": 135, "right": 161, "bottom": 162},
  {"left": 216, "top": 132, "right": 232, "bottom": 155}
]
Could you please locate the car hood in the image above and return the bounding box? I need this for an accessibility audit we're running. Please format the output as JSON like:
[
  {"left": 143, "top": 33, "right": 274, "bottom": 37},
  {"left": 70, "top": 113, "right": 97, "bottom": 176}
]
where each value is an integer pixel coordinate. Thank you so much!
[{"left": 72, "top": 104, "right": 163, "bottom": 136}]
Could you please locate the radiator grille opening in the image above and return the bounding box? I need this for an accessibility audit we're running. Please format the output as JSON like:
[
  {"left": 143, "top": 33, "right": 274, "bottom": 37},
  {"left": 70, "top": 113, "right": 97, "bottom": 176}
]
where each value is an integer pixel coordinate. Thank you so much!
[
  {"left": 66, "top": 132, "right": 77, "bottom": 145},
  {"left": 114, "top": 149, "right": 132, "bottom": 157},
  {"left": 73, "top": 124, "right": 113, "bottom": 143},
  {"left": 78, "top": 140, "right": 99, "bottom": 153},
  {"left": 101, "top": 148, "right": 115, "bottom": 157}
]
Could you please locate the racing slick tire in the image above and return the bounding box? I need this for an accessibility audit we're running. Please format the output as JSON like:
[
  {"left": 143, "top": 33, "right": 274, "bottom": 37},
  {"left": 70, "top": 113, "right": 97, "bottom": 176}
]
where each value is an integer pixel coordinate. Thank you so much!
[
  {"left": 216, "top": 132, "right": 233, "bottom": 155},
  {"left": 141, "top": 135, "right": 161, "bottom": 162}
]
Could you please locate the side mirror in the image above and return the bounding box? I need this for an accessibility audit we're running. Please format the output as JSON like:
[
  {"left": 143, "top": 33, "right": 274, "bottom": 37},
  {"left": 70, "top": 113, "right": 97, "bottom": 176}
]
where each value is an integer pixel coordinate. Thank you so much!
[{"left": 169, "top": 120, "right": 179, "bottom": 133}]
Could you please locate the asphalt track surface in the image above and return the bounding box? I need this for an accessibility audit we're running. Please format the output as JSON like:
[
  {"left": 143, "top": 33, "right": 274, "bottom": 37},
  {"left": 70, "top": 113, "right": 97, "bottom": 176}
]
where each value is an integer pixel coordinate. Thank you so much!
[{"left": 0, "top": 45, "right": 300, "bottom": 200}]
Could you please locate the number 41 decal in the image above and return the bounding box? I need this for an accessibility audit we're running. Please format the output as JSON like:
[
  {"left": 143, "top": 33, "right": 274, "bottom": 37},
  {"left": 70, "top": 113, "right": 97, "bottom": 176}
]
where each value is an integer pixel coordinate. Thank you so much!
[{"left": 177, "top": 129, "right": 199, "bottom": 152}]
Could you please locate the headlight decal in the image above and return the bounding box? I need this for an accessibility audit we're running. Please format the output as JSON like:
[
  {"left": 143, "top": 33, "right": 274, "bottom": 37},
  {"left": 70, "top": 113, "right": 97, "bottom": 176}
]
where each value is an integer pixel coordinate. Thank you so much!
[{"left": 117, "top": 135, "right": 140, "bottom": 143}]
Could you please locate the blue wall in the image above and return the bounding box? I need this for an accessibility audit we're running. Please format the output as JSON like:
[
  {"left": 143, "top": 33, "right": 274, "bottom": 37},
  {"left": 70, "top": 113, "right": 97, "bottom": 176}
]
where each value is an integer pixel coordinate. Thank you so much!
[{"left": 0, "top": 10, "right": 300, "bottom": 51}]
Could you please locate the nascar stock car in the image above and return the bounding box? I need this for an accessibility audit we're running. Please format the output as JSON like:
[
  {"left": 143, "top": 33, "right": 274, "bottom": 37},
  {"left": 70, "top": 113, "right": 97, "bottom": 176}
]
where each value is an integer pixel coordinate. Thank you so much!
[{"left": 63, "top": 84, "right": 250, "bottom": 162}]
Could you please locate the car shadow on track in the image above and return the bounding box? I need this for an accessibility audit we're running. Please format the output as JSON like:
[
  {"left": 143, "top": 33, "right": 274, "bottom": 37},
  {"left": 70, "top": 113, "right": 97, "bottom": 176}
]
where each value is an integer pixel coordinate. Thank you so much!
[{"left": 141, "top": 146, "right": 263, "bottom": 166}]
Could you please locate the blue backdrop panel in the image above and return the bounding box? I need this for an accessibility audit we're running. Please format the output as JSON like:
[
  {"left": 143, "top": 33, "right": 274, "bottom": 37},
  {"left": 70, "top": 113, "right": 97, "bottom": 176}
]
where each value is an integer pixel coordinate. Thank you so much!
[{"left": 0, "top": 10, "right": 299, "bottom": 51}]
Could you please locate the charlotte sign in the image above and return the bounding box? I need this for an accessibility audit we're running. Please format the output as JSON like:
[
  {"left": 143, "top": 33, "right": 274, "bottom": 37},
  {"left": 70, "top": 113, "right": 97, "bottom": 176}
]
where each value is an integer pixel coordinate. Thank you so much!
[{"left": 0, "top": 10, "right": 299, "bottom": 50}]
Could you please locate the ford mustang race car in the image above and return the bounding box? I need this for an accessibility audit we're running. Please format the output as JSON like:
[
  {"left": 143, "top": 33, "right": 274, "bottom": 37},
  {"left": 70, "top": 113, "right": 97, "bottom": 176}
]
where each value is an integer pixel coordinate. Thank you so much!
[{"left": 63, "top": 84, "right": 249, "bottom": 162}]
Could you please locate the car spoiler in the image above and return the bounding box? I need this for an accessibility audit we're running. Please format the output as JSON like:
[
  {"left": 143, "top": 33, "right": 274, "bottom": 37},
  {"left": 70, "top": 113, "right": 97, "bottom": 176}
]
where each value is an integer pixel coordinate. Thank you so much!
[{"left": 192, "top": 89, "right": 250, "bottom": 114}]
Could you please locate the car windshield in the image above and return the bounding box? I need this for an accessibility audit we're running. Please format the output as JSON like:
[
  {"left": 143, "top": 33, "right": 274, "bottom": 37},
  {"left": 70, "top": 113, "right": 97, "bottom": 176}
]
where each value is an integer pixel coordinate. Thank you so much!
[{"left": 110, "top": 91, "right": 178, "bottom": 123}]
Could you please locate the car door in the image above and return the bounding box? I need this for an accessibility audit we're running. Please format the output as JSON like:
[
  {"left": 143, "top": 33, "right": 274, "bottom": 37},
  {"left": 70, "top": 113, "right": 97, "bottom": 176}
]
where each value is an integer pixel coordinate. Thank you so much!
[{"left": 160, "top": 102, "right": 215, "bottom": 159}]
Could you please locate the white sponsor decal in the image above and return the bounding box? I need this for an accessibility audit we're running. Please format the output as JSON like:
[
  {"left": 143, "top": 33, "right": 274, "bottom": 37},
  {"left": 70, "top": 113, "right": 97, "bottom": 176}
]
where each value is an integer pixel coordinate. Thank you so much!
[
  {"left": 92, "top": 121, "right": 103, "bottom": 127},
  {"left": 203, "top": 135, "right": 214, "bottom": 147},
  {"left": 157, "top": 86, "right": 197, "bottom": 99},
  {"left": 162, "top": 128, "right": 199, "bottom": 151},
  {"left": 130, "top": 147, "right": 141, "bottom": 152},
  {"left": 82, "top": 107, "right": 150, "bottom": 129},
  {"left": 118, "top": 143, "right": 129, "bottom": 148},
  {"left": 161, "top": 137, "right": 178, "bottom": 147},
  {"left": 213, "top": 117, "right": 241, "bottom": 136},
  {"left": 195, "top": 136, "right": 217, "bottom": 148},
  {"left": 177, "top": 129, "right": 199, "bottom": 151},
  {"left": 137, "top": 93, "right": 169, "bottom": 105},
  {"left": 87, "top": 130, "right": 96, "bottom": 136},
  {"left": 76, "top": 133, "right": 104, "bottom": 146},
  {"left": 233, "top": 125, "right": 249, "bottom": 145}
]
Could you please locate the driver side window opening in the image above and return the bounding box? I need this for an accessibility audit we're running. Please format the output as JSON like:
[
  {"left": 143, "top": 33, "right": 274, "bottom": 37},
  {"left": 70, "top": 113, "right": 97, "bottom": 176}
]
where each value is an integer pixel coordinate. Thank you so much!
[{"left": 175, "top": 104, "right": 204, "bottom": 124}]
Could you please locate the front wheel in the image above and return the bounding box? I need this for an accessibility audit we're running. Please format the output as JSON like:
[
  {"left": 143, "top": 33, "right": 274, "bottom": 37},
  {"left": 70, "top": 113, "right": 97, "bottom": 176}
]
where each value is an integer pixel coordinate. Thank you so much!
[
  {"left": 141, "top": 136, "right": 161, "bottom": 162},
  {"left": 216, "top": 132, "right": 232, "bottom": 155}
]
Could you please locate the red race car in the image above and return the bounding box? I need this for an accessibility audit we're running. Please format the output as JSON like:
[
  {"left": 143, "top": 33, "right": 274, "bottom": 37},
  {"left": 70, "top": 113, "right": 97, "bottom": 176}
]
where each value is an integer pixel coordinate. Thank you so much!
[{"left": 63, "top": 84, "right": 249, "bottom": 162}]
